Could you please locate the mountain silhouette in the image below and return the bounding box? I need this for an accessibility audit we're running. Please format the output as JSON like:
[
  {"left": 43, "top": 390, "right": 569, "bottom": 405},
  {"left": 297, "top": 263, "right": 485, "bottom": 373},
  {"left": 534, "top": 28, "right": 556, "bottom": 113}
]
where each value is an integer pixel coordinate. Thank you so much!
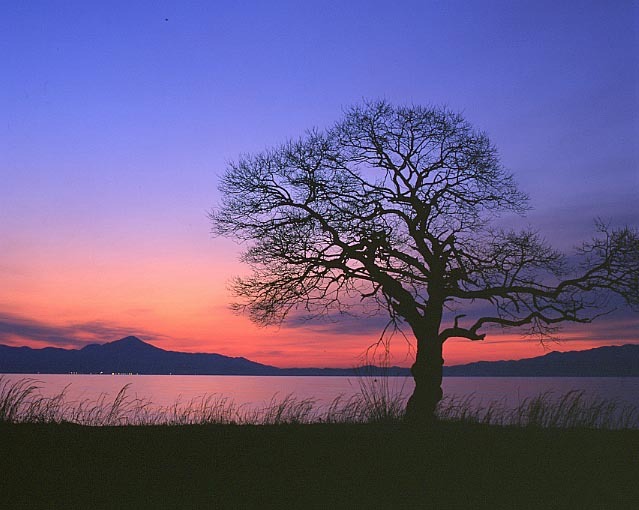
[
  {"left": 0, "top": 337, "right": 637, "bottom": 376},
  {"left": 443, "top": 343, "right": 639, "bottom": 377},
  {"left": 0, "top": 336, "right": 280, "bottom": 375}
]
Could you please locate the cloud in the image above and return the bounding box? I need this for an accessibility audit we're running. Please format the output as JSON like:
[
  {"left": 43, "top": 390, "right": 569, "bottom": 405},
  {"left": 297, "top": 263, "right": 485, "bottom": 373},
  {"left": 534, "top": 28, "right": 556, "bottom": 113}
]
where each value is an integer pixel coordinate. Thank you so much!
[
  {"left": 282, "top": 311, "right": 395, "bottom": 337},
  {"left": 280, "top": 302, "right": 639, "bottom": 342},
  {"left": 247, "top": 350, "right": 287, "bottom": 358},
  {"left": 553, "top": 316, "right": 639, "bottom": 343},
  {"left": 0, "top": 312, "right": 166, "bottom": 349}
]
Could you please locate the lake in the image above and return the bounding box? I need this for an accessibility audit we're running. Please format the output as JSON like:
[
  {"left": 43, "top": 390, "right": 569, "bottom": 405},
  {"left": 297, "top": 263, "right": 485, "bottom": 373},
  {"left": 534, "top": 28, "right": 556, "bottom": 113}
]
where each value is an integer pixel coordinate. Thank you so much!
[{"left": 3, "top": 373, "right": 638, "bottom": 411}]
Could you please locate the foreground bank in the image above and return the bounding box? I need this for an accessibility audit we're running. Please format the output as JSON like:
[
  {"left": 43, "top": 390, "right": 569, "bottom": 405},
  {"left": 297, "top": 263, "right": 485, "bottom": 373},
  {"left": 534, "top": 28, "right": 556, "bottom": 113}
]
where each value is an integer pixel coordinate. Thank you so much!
[{"left": 1, "top": 421, "right": 637, "bottom": 509}]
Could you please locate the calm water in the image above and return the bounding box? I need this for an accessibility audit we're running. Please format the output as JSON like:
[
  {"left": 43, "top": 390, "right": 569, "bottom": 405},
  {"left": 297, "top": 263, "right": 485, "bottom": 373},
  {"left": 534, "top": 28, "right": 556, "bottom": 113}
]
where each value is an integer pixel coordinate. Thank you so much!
[{"left": 3, "top": 374, "right": 639, "bottom": 410}]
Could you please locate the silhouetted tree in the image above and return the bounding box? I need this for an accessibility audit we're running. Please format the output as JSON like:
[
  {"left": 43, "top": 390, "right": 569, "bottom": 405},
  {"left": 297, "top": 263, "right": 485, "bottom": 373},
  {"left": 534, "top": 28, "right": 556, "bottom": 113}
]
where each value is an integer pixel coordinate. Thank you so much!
[{"left": 212, "top": 100, "right": 639, "bottom": 423}]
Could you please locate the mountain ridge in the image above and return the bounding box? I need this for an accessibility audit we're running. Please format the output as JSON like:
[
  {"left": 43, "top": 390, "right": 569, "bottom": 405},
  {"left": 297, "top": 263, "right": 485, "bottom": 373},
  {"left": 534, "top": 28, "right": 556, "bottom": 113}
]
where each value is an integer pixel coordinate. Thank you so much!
[
  {"left": 0, "top": 337, "right": 638, "bottom": 376},
  {"left": 444, "top": 343, "right": 639, "bottom": 377},
  {"left": 0, "top": 336, "right": 281, "bottom": 375}
]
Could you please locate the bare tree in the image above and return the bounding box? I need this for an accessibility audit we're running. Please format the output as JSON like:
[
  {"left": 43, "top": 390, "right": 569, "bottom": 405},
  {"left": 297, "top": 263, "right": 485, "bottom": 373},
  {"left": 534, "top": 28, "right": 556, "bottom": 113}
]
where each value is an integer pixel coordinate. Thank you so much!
[{"left": 212, "top": 100, "right": 639, "bottom": 423}]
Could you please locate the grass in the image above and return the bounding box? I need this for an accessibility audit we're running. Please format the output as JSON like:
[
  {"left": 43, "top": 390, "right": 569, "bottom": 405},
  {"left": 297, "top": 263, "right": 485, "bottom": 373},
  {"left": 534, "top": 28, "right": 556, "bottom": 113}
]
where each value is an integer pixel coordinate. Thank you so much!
[
  {"left": 436, "top": 390, "right": 639, "bottom": 430},
  {"left": 1, "top": 375, "right": 637, "bottom": 429},
  {"left": 1, "top": 376, "right": 638, "bottom": 509},
  {"left": 0, "top": 375, "right": 410, "bottom": 426}
]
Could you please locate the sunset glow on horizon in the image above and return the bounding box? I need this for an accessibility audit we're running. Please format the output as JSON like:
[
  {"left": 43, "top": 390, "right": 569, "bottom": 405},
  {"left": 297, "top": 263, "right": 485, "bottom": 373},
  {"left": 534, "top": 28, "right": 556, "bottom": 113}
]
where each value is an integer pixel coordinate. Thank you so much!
[{"left": 2, "top": 1, "right": 637, "bottom": 369}]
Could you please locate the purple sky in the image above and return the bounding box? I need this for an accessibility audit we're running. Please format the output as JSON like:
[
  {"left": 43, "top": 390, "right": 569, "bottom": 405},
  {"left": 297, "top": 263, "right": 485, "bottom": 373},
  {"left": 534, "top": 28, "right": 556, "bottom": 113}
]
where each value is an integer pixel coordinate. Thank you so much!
[{"left": 1, "top": 1, "right": 637, "bottom": 366}]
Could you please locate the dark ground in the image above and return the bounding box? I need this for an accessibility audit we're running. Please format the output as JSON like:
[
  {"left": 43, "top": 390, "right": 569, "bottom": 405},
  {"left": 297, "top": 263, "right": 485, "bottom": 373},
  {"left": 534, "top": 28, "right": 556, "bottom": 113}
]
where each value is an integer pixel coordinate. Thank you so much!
[{"left": 1, "top": 422, "right": 638, "bottom": 509}]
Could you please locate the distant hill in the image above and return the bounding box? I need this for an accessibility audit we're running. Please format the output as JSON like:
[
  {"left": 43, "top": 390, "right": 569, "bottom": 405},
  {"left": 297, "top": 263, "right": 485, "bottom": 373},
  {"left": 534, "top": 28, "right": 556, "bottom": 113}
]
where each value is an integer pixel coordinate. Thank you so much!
[
  {"left": 0, "top": 336, "right": 281, "bottom": 375},
  {"left": 0, "top": 337, "right": 637, "bottom": 376},
  {"left": 0, "top": 336, "right": 410, "bottom": 376},
  {"left": 443, "top": 344, "right": 639, "bottom": 377}
]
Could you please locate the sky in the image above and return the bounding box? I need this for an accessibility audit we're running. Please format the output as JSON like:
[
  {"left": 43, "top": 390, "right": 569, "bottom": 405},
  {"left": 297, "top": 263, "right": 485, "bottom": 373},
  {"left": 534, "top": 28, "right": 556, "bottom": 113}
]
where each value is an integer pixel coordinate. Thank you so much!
[{"left": 1, "top": 0, "right": 638, "bottom": 368}]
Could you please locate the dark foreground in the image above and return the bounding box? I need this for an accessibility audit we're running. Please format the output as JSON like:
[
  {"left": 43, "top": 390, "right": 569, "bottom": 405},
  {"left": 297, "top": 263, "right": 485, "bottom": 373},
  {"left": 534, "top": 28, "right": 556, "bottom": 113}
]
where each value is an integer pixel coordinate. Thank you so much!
[{"left": 1, "top": 422, "right": 638, "bottom": 509}]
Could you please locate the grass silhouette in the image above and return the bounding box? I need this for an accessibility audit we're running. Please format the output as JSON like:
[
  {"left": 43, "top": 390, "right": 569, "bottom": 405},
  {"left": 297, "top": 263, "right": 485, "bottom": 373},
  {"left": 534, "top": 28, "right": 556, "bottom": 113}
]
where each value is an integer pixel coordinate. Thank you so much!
[{"left": 1, "top": 376, "right": 637, "bottom": 429}]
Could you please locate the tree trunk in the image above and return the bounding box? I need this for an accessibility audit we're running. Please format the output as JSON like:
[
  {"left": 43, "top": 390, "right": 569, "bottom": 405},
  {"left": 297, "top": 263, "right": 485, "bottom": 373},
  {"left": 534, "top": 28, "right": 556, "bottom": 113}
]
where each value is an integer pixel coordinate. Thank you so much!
[{"left": 404, "top": 325, "right": 444, "bottom": 424}]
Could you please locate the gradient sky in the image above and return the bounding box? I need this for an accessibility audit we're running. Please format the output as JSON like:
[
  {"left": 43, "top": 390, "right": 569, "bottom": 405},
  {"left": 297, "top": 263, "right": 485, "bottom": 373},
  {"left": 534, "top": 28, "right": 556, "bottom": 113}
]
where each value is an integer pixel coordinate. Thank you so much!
[{"left": 1, "top": 0, "right": 638, "bottom": 367}]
